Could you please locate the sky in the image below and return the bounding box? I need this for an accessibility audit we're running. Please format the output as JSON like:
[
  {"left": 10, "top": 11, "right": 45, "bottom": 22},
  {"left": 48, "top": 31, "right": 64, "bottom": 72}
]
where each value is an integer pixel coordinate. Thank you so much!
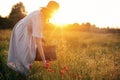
[{"left": 0, "top": 0, "right": 120, "bottom": 28}]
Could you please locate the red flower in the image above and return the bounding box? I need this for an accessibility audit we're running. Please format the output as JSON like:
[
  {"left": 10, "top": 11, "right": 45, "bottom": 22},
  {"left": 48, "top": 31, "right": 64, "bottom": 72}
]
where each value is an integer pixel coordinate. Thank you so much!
[
  {"left": 72, "top": 73, "right": 77, "bottom": 78},
  {"left": 44, "top": 60, "right": 50, "bottom": 69},
  {"left": 63, "top": 66, "right": 68, "bottom": 71},
  {"left": 78, "top": 75, "right": 82, "bottom": 79},
  {"left": 47, "top": 69, "right": 53, "bottom": 72},
  {"left": 60, "top": 70, "right": 65, "bottom": 76}
]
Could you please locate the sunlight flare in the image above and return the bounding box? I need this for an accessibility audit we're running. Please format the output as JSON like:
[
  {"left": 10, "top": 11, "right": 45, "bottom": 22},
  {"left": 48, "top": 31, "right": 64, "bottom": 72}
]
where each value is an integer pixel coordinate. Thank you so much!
[{"left": 49, "top": 9, "right": 73, "bottom": 27}]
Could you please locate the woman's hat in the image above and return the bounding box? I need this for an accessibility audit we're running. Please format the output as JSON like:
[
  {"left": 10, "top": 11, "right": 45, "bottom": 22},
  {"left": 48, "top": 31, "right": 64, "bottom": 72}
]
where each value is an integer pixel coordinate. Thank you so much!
[{"left": 47, "top": 1, "right": 59, "bottom": 10}]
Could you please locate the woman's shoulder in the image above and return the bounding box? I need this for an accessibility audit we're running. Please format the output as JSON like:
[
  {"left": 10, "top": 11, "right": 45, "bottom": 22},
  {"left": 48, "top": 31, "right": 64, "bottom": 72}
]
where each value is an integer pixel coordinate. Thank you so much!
[{"left": 25, "top": 10, "right": 41, "bottom": 20}]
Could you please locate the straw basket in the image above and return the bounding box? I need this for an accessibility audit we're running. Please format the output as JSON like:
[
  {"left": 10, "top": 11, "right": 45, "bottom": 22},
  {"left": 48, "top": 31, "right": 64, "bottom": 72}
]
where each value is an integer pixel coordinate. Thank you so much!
[{"left": 35, "top": 45, "right": 57, "bottom": 61}]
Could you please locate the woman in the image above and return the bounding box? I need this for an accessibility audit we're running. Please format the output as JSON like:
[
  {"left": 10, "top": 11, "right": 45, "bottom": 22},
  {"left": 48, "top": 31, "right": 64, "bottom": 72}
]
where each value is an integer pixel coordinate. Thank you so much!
[{"left": 7, "top": 1, "right": 59, "bottom": 75}]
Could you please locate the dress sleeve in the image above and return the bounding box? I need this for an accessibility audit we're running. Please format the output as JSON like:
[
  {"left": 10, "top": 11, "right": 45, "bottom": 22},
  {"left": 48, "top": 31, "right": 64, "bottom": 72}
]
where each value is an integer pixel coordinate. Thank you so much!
[{"left": 32, "top": 12, "right": 43, "bottom": 38}]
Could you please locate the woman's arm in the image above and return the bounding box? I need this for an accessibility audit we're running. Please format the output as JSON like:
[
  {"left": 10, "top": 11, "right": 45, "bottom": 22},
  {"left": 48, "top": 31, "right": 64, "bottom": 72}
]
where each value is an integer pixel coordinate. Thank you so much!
[{"left": 36, "top": 37, "right": 46, "bottom": 66}]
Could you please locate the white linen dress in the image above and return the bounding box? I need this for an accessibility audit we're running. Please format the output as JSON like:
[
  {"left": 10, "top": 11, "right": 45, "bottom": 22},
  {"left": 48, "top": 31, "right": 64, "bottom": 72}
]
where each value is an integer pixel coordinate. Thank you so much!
[{"left": 7, "top": 10, "right": 43, "bottom": 75}]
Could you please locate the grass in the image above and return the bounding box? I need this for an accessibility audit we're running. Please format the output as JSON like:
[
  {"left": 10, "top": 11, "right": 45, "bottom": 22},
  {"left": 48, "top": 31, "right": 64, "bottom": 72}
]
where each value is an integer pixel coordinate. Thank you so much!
[{"left": 0, "top": 29, "right": 120, "bottom": 80}]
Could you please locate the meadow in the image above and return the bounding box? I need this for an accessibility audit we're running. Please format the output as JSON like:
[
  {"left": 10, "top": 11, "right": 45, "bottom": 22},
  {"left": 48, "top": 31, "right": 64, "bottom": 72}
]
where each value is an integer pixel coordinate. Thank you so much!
[{"left": 0, "top": 29, "right": 120, "bottom": 80}]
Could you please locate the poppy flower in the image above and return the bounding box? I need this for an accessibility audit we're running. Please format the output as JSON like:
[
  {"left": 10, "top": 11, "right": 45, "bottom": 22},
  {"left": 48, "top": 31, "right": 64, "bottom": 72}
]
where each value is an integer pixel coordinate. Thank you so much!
[
  {"left": 78, "top": 75, "right": 82, "bottom": 79},
  {"left": 60, "top": 70, "right": 65, "bottom": 76},
  {"left": 44, "top": 60, "right": 50, "bottom": 69},
  {"left": 63, "top": 66, "right": 68, "bottom": 71},
  {"left": 72, "top": 73, "right": 77, "bottom": 78},
  {"left": 47, "top": 69, "right": 54, "bottom": 72}
]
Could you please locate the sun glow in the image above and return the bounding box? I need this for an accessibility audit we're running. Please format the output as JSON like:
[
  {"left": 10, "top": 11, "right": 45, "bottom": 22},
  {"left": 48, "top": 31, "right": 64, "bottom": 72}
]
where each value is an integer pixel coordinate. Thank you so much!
[
  {"left": 49, "top": 14, "right": 68, "bottom": 26},
  {"left": 49, "top": 9, "right": 75, "bottom": 27}
]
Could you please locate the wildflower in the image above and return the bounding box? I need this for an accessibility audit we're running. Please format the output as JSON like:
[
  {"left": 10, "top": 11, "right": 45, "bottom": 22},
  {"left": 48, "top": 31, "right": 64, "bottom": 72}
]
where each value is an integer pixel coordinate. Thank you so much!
[
  {"left": 72, "top": 73, "right": 77, "bottom": 78},
  {"left": 47, "top": 69, "right": 53, "bottom": 72},
  {"left": 63, "top": 66, "right": 68, "bottom": 71},
  {"left": 60, "top": 70, "right": 65, "bottom": 76},
  {"left": 44, "top": 60, "right": 50, "bottom": 69},
  {"left": 78, "top": 75, "right": 82, "bottom": 79}
]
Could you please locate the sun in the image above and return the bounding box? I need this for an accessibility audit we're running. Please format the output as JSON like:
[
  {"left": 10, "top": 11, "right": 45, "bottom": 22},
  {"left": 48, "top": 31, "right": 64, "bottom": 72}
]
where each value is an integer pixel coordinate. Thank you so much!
[
  {"left": 49, "top": 10, "right": 71, "bottom": 27},
  {"left": 49, "top": 18, "right": 66, "bottom": 27}
]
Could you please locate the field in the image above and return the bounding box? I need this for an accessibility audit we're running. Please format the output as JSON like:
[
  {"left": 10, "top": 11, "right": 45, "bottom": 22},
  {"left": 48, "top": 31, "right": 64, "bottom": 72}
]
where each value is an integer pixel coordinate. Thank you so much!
[{"left": 0, "top": 29, "right": 120, "bottom": 80}]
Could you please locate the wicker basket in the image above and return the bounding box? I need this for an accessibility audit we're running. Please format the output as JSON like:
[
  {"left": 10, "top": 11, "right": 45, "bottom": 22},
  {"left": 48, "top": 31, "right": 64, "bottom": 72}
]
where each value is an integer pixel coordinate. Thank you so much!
[{"left": 35, "top": 45, "right": 57, "bottom": 61}]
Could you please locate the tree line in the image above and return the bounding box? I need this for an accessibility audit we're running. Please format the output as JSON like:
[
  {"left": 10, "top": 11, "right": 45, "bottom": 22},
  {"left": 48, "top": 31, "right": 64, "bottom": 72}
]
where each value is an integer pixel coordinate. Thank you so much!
[
  {"left": 0, "top": 2, "right": 120, "bottom": 33},
  {"left": 55, "top": 23, "right": 120, "bottom": 33},
  {"left": 0, "top": 2, "right": 26, "bottom": 29}
]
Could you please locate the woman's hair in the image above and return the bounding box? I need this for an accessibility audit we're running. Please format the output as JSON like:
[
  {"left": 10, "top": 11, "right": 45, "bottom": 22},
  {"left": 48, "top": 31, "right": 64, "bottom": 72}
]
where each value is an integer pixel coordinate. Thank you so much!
[{"left": 47, "top": 1, "right": 59, "bottom": 10}]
